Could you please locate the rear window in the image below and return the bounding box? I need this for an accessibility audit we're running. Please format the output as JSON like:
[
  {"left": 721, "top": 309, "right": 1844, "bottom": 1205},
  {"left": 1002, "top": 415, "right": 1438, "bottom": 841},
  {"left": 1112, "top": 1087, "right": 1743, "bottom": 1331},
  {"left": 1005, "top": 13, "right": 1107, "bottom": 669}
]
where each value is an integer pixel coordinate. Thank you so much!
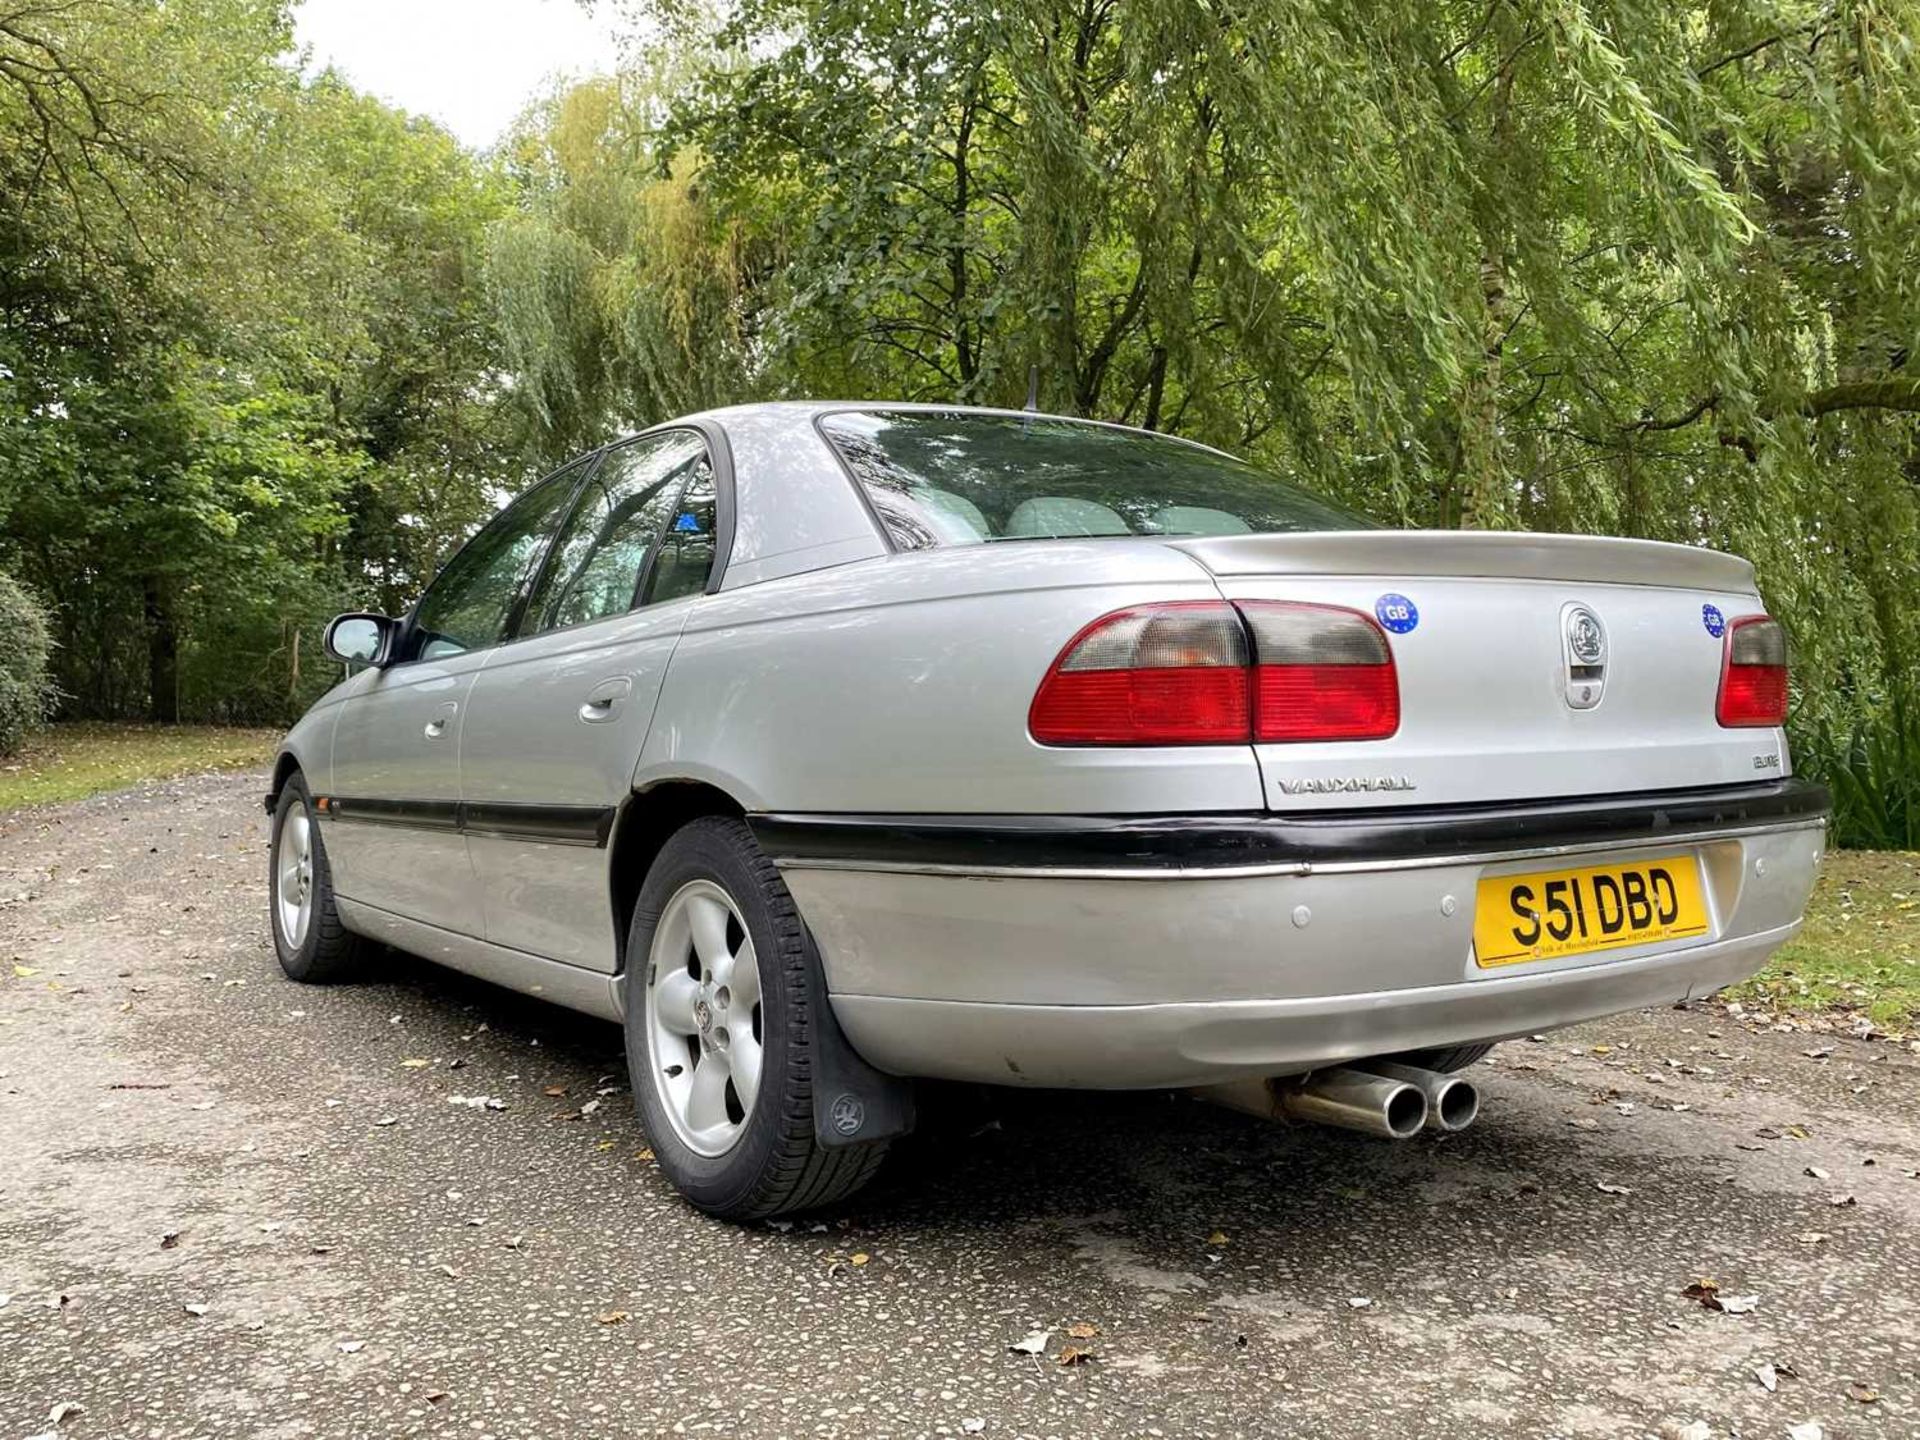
[{"left": 819, "top": 409, "right": 1368, "bottom": 549}]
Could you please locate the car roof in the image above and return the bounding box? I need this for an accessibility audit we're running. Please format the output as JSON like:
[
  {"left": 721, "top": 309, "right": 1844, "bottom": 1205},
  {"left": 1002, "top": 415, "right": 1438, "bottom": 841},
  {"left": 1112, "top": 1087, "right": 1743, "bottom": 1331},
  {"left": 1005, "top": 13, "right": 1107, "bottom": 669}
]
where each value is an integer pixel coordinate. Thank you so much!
[{"left": 647, "top": 401, "right": 1240, "bottom": 463}]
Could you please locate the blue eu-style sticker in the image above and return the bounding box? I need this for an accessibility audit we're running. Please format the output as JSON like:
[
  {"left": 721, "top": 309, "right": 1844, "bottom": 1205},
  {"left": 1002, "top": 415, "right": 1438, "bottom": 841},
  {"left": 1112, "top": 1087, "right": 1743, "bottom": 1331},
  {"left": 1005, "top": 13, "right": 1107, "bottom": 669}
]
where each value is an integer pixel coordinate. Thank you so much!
[
  {"left": 674, "top": 512, "right": 701, "bottom": 533},
  {"left": 1702, "top": 604, "right": 1725, "bottom": 638},
  {"left": 1375, "top": 593, "right": 1419, "bottom": 634}
]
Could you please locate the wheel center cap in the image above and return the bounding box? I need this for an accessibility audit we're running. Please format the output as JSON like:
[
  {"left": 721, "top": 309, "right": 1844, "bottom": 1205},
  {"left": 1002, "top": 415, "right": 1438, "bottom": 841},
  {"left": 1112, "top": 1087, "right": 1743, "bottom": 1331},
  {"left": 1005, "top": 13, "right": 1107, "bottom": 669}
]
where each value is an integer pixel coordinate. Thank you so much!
[{"left": 693, "top": 998, "right": 714, "bottom": 1033}]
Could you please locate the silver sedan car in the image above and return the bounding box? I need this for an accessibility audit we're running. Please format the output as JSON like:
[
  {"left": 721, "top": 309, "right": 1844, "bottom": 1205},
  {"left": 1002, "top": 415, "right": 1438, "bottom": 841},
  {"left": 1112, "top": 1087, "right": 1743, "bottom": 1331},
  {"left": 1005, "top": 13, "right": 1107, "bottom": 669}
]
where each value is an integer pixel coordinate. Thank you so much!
[{"left": 268, "top": 403, "right": 1828, "bottom": 1216}]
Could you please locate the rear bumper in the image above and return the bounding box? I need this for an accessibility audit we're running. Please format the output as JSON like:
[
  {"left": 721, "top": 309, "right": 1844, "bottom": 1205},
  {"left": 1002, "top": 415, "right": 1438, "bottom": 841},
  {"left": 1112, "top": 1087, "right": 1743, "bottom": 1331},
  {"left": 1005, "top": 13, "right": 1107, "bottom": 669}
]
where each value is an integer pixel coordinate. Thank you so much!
[
  {"left": 756, "top": 781, "right": 1828, "bottom": 1088},
  {"left": 829, "top": 920, "right": 1801, "bottom": 1088}
]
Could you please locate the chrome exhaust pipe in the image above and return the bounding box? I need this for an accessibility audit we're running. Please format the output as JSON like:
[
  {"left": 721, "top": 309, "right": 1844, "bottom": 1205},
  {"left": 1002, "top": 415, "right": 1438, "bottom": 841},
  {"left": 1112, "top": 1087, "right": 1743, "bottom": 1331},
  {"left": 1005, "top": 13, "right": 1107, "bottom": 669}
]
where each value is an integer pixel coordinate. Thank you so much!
[
  {"left": 1277, "top": 1067, "right": 1429, "bottom": 1139},
  {"left": 1358, "top": 1061, "right": 1480, "bottom": 1134},
  {"left": 1195, "top": 1068, "right": 1429, "bottom": 1140}
]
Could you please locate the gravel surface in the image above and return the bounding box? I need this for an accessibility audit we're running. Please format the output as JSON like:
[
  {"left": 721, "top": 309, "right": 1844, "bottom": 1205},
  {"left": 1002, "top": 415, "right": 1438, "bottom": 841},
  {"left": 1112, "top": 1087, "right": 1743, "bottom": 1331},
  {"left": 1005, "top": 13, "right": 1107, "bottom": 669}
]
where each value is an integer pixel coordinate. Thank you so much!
[{"left": 2, "top": 770, "right": 1917, "bottom": 1439}]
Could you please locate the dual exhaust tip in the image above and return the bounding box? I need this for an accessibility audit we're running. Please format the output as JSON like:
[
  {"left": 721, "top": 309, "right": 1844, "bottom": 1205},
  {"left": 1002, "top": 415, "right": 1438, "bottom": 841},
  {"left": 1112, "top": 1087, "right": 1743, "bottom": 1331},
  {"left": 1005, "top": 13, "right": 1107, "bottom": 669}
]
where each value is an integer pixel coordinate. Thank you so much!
[{"left": 1199, "top": 1061, "right": 1480, "bottom": 1140}]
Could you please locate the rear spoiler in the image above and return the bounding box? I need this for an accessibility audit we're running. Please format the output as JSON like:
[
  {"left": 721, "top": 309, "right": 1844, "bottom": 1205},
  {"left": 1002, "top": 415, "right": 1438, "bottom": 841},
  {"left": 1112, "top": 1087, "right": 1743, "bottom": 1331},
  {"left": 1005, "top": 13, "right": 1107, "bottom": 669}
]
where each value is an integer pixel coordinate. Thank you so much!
[{"left": 1168, "top": 531, "right": 1756, "bottom": 592}]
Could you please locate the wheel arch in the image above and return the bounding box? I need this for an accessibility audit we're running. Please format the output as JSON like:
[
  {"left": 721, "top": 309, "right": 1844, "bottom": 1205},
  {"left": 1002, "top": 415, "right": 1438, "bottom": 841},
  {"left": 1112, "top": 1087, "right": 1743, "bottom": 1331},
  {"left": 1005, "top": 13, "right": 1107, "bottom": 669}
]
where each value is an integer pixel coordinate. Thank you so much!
[
  {"left": 608, "top": 777, "right": 748, "bottom": 976},
  {"left": 265, "top": 749, "right": 304, "bottom": 814}
]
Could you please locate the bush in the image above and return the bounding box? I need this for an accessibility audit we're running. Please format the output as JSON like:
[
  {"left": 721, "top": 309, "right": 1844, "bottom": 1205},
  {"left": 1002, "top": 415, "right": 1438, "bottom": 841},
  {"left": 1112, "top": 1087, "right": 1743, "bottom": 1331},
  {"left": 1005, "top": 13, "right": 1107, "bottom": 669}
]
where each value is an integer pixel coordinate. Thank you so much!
[{"left": 0, "top": 571, "right": 56, "bottom": 756}]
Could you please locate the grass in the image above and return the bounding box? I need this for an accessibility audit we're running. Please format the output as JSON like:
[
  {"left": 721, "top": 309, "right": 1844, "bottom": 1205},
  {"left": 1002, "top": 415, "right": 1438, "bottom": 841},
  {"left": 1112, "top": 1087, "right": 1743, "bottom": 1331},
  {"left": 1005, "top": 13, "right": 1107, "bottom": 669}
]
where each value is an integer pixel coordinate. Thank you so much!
[
  {"left": 0, "top": 721, "right": 279, "bottom": 812},
  {"left": 1729, "top": 848, "right": 1920, "bottom": 1033}
]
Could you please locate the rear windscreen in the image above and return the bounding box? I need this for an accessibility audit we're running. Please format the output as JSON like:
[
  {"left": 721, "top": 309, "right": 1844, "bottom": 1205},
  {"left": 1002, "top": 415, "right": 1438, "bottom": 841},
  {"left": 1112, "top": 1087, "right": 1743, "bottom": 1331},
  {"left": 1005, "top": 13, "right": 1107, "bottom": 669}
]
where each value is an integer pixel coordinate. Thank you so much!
[{"left": 819, "top": 409, "right": 1369, "bottom": 549}]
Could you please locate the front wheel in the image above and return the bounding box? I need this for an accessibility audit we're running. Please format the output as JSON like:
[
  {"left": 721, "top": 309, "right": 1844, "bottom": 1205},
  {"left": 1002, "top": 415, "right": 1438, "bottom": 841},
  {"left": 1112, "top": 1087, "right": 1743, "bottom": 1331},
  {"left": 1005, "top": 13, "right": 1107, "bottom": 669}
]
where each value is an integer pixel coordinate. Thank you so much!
[
  {"left": 625, "top": 817, "right": 886, "bottom": 1219},
  {"left": 269, "top": 775, "right": 365, "bottom": 983}
]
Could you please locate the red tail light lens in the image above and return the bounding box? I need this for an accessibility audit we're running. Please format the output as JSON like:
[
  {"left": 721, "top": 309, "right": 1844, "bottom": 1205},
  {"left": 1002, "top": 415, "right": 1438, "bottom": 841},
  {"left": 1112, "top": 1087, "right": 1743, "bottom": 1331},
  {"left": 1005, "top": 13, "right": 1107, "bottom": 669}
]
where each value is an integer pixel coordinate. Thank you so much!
[
  {"left": 1029, "top": 603, "right": 1250, "bottom": 745},
  {"left": 1240, "top": 602, "right": 1401, "bottom": 741},
  {"left": 1716, "top": 615, "right": 1789, "bottom": 727},
  {"left": 1029, "top": 600, "right": 1400, "bottom": 746}
]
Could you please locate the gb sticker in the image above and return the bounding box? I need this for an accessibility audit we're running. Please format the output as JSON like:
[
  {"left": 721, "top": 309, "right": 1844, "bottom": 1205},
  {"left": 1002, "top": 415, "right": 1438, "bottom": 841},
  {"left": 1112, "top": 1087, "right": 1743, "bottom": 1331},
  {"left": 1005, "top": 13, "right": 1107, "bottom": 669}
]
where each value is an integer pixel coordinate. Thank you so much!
[{"left": 1375, "top": 593, "right": 1419, "bottom": 634}]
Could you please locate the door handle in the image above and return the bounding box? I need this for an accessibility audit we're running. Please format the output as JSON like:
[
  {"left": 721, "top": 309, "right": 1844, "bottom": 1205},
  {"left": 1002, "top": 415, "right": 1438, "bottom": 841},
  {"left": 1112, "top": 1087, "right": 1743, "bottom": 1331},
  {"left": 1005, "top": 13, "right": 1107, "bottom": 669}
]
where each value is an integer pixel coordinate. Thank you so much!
[
  {"left": 578, "top": 676, "right": 634, "bottom": 724},
  {"left": 424, "top": 701, "right": 458, "bottom": 739}
]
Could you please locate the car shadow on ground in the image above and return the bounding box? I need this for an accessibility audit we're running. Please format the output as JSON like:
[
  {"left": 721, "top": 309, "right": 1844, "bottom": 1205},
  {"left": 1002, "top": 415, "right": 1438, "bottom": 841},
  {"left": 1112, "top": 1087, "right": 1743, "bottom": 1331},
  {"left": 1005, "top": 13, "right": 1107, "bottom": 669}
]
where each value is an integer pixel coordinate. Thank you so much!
[{"left": 362, "top": 941, "right": 1621, "bottom": 1262}]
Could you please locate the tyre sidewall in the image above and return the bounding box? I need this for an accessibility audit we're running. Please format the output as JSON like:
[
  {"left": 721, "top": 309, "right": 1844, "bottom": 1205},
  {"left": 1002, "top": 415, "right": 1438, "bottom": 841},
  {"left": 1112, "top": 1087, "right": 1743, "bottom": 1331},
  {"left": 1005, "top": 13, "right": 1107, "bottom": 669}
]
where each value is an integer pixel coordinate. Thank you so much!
[
  {"left": 270, "top": 778, "right": 325, "bottom": 980},
  {"left": 625, "top": 820, "right": 804, "bottom": 1215}
]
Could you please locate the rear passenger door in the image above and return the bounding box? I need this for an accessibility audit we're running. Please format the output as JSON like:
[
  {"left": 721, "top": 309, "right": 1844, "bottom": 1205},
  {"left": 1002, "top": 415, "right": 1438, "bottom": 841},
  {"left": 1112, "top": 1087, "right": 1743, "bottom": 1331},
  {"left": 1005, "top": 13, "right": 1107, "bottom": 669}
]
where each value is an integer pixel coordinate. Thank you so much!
[{"left": 460, "top": 429, "right": 724, "bottom": 970}]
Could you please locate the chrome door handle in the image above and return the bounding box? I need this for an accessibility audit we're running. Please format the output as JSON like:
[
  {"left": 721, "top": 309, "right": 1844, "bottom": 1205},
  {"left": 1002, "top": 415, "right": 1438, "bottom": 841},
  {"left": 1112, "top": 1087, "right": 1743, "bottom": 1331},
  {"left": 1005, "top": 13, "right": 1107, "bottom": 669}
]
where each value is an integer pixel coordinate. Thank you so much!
[
  {"left": 424, "top": 701, "right": 458, "bottom": 739},
  {"left": 579, "top": 677, "right": 634, "bottom": 724}
]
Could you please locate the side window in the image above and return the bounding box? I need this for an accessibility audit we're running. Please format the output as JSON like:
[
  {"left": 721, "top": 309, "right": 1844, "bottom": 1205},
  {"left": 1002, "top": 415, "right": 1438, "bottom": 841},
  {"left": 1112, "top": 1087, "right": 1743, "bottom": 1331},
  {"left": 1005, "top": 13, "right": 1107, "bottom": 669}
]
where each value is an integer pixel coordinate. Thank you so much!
[
  {"left": 406, "top": 461, "right": 585, "bottom": 662},
  {"left": 644, "top": 460, "right": 718, "bottom": 605},
  {"left": 523, "top": 431, "right": 710, "bottom": 635}
]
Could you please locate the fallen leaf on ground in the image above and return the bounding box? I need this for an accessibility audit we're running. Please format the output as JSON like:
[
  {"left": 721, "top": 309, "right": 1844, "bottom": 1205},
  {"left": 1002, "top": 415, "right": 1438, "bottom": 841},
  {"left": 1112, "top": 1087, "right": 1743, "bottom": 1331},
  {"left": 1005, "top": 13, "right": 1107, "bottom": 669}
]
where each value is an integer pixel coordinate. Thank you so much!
[
  {"left": 46, "top": 1401, "right": 82, "bottom": 1425},
  {"left": 1348, "top": 1296, "right": 1373, "bottom": 1309},
  {"left": 1066, "top": 1322, "right": 1099, "bottom": 1339},
  {"left": 1828, "top": 1193, "right": 1857, "bottom": 1207},
  {"left": 337, "top": 1340, "right": 364, "bottom": 1354},
  {"left": 850, "top": 1252, "right": 870, "bottom": 1267},
  {"left": 182, "top": 1301, "right": 208, "bottom": 1316},
  {"left": 961, "top": 1421, "right": 985, "bottom": 1435},
  {"left": 1057, "top": 1344, "right": 1094, "bottom": 1366},
  {"left": 1788, "top": 1423, "right": 1823, "bottom": 1440},
  {"left": 400, "top": 1058, "right": 431, "bottom": 1069},
  {"left": 160, "top": 1230, "right": 181, "bottom": 1249},
  {"left": 446, "top": 1095, "right": 506, "bottom": 1111},
  {"left": 1596, "top": 1181, "right": 1632, "bottom": 1195},
  {"left": 1206, "top": 1230, "right": 1229, "bottom": 1245},
  {"left": 425, "top": 1390, "right": 449, "bottom": 1405},
  {"left": 13, "top": 964, "right": 38, "bottom": 978},
  {"left": 1847, "top": 1382, "right": 1880, "bottom": 1403},
  {"left": 597, "top": 1310, "right": 629, "bottom": 1325},
  {"left": 1718, "top": 1294, "right": 1760, "bottom": 1315},
  {"left": 1804, "top": 1165, "right": 1830, "bottom": 1180},
  {"left": 633, "top": 1148, "right": 654, "bottom": 1161},
  {"left": 579, "top": 1099, "right": 602, "bottom": 1117},
  {"left": 435, "top": 1264, "right": 457, "bottom": 1279},
  {"left": 372, "top": 1115, "right": 397, "bottom": 1127},
  {"left": 1755, "top": 1362, "right": 1779, "bottom": 1392},
  {"left": 1009, "top": 1329, "right": 1050, "bottom": 1355},
  {"left": 544, "top": 1085, "right": 567, "bottom": 1097}
]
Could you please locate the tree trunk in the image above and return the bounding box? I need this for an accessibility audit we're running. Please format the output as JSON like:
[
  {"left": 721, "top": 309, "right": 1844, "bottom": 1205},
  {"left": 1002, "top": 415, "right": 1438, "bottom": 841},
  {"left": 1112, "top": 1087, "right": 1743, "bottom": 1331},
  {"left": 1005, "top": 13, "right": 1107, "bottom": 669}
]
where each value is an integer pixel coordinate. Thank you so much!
[{"left": 144, "top": 575, "right": 178, "bottom": 724}]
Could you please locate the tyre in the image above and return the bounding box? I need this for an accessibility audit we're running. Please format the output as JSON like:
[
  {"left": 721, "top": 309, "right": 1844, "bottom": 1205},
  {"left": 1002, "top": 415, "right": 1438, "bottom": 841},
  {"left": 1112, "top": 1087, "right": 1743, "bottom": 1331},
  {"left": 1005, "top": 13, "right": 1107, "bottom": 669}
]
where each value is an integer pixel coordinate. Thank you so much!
[
  {"left": 269, "top": 774, "right": 366, "bottom": 983},
  {"left": 625, "top": 816, "right": 887, "bottom": 1219},
  {"left": 1389, "top": 1042, "right": 1496, "bottom": 1073}
]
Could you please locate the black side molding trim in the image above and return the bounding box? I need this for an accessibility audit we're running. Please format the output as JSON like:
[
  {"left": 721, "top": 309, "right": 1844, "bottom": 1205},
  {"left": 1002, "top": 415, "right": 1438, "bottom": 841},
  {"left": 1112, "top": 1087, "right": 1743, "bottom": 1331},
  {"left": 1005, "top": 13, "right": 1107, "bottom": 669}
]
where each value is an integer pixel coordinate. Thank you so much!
[
  {"left": 320, "top": 796, "right": 614, "bottom": 849},
  {"left": 749, "top": 778, "right": 1831, "bottom": 872}
]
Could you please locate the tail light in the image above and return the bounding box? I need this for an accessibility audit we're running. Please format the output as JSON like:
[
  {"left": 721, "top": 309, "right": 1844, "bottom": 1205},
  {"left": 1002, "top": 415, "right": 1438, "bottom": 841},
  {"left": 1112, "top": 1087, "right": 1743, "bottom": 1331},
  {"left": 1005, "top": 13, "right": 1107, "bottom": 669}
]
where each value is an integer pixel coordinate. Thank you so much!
[
  {"left": 1241, "top": 602, "right": 1400, "bottom": 742},
  {"left": 1716, "top": 615, "right": 1789, "bottom": 727},
  {"left": 1029, "top": 601, "right": 1399, "bottom": 746},
  {"left": 1028, "top": 603, "right": 1249, "bottom": 745}
]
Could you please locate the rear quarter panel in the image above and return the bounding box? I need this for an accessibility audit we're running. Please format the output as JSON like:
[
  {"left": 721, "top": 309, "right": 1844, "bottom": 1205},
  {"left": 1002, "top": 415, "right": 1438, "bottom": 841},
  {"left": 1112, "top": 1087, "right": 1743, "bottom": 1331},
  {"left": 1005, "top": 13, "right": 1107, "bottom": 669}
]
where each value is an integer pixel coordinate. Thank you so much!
[{"left": 636, "top": 541, "right": 1267, "bottom": 814}]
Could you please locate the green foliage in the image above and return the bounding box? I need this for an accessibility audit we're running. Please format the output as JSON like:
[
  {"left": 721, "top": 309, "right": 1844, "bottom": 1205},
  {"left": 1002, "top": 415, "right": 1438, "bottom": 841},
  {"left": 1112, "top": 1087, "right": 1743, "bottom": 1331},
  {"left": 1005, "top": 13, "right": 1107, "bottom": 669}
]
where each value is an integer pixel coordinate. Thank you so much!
[
  {"left": 0, "top": 1, "right": 514, "bottom": 721},
  {"left": 0, "top": 571, "right": 55, "bottom": 756}
]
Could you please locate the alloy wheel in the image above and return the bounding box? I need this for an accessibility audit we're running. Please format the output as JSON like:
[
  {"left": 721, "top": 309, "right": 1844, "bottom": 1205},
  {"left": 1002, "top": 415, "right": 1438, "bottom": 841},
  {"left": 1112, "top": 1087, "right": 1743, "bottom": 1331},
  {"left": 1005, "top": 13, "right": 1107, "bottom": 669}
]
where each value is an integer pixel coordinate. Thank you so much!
[{"left": 643, "top": 879, "right": 765, "bottom": 1157}]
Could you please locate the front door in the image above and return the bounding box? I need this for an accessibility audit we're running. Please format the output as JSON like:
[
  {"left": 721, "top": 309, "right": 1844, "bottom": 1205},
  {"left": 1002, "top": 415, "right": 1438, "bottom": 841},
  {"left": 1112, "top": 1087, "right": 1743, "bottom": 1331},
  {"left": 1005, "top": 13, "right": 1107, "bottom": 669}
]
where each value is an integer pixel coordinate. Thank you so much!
[
  {"left": 323, "top": 459, "right": 588, "bottom": 933},
  {"left": 461, "top": 429, "right": 723, "bottom": 969}
]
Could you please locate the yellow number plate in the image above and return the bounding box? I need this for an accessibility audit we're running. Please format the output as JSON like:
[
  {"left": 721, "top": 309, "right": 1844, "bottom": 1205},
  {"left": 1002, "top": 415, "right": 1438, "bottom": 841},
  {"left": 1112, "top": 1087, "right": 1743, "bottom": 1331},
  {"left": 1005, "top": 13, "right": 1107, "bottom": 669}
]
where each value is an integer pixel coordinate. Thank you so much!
[{"left": 1473, "top": 854, "right": 1709, "bottom": 969}]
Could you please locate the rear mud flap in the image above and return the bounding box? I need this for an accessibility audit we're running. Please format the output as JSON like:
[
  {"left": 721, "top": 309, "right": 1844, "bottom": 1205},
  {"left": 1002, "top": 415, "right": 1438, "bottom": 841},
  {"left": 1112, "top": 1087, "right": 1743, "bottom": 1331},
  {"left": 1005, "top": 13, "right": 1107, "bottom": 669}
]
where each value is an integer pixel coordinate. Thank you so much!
[{"left": 805, "top": 950, "right": 916, "bottom": 1149}]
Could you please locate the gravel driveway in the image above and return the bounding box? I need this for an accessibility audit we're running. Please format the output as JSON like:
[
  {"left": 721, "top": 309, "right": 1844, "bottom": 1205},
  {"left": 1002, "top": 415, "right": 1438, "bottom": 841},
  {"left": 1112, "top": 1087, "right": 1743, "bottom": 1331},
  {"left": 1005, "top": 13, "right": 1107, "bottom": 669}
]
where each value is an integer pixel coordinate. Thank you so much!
[{"left": 2, "top": 771, "right": 1916, "bottom": 1439}]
